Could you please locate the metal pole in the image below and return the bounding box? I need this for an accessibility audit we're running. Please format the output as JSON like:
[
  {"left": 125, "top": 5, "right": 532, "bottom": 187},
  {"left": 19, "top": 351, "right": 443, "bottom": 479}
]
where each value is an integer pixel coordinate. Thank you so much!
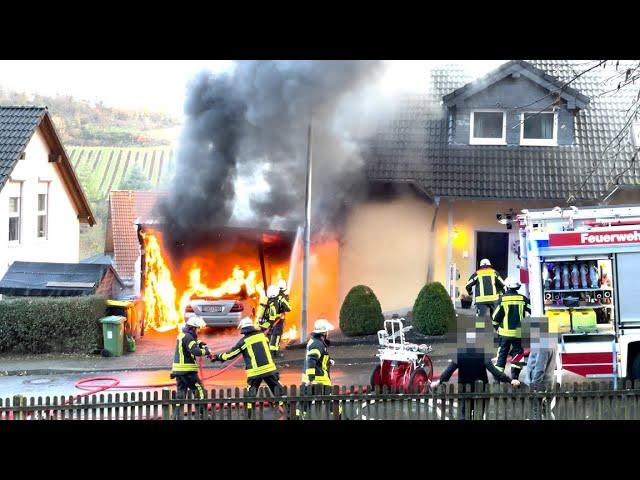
[
  {"left": 446, "top": 200, "right": 454, "bottom": 302},
  {"left": 258, "top": 243, "right": 267, "bottom": 293},
  {"left": 301, "top": 123, "right": 312, "bottom": 342}
]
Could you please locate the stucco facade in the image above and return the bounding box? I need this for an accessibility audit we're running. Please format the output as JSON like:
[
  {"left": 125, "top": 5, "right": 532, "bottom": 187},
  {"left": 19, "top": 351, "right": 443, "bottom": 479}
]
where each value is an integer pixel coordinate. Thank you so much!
[
  {"left": 339, "top": 194, "right": 562, "bottom": 314},
  {"left": 339, "top": 189, "right": 435, "bottom": 313},
  {"left": 0, "top": 127, "right": 80, "bottom": 279}
]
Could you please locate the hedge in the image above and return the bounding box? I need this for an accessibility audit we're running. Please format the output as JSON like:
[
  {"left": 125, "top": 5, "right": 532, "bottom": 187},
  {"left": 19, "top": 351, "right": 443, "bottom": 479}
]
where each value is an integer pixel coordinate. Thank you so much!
[
  {"left": 0, "top": 295, "right": 107, "bottom": 354},
  {"left": 339, "top": 285, "right": 385, "bottom": 336},
  {"left": 412, "top": 282, "right": 455, "bottom": 336}
]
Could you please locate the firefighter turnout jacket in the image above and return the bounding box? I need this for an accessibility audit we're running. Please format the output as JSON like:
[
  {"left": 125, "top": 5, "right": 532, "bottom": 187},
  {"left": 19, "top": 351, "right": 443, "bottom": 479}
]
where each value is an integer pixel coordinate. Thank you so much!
[
  {"left": 256, "top": 298, "right": 278, "bottom": 330},
  {"left": 466, "top": 267, "right": 505, "bottom": 303},
  {"left": 172, "top": 327, "right": 209, "bottom": 374},
  {"left": 492, "top": 291, "right": 531, "bottom": 338},
  {"left": 220, "top": 328, "right": 278, "bottom": 380},
  {"left": 276, "top": 290, "right": 291, "bottom": 316},
  {"left": 302, "top": 333, "right": 332, "bottom": 386}
]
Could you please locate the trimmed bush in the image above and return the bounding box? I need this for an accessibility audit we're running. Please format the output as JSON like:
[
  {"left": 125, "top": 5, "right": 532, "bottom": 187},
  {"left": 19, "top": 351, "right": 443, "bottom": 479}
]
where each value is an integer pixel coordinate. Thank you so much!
[
  {"left": 412, "top": 282, "right": 455, "bottom": 336},
  {"left": 0, "top": 295, "right": 107, "bottom": 354},
  {"left": 339, "top": 285, "right": 384, "bottom": 336}
]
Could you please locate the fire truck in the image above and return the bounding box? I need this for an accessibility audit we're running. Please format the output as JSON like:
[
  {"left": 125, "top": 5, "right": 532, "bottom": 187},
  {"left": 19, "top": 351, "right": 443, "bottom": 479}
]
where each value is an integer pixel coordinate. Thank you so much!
[{"left": 518, "top": 204, "right": 640, "bottom": 384}]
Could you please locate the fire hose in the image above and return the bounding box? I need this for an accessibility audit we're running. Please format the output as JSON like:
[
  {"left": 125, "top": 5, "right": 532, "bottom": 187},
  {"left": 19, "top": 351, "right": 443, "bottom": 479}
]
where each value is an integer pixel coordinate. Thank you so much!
[{"left": 20, "top": 356, "right": 246, "bottom": 420}]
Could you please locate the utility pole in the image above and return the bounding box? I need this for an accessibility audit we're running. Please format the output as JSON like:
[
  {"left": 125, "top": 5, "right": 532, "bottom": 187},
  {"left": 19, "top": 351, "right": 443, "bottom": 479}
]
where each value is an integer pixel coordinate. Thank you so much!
[{"left": 301, "top": 122, "right": 312, "bottom": 342}]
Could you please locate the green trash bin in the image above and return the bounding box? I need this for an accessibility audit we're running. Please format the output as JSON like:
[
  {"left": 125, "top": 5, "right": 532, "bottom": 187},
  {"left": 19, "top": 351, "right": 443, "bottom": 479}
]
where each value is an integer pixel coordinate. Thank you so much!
[{"left": 100, "top": 316, "right": 126, "bottom": 357}]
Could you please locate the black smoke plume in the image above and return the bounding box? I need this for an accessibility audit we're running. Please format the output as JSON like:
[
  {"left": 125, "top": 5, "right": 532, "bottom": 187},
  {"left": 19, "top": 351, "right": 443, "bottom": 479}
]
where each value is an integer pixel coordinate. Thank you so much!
[{"left": 159, "top": 60, "right": 385, "bottom": 242}]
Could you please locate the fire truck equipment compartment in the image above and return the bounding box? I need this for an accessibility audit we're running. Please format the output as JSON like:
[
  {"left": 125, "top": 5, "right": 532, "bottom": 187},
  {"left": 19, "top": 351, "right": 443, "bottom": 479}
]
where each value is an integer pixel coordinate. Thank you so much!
[
  {"left": 571, "top": 309, "right": 598, "bottom": 333},
  {"left": 548, "top": 310, "right": 571, "bottom": 333}
]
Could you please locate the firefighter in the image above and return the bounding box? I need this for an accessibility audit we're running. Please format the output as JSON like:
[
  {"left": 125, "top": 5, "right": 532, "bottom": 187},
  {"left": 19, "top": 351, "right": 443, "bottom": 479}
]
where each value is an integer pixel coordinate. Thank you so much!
[
  {"left": 270, "top": 279, "right": 292, "bottom": 357},
  {"left": 298, "top": 319, "right": 337, "bottom": 419},
  {"left": 302, "top": 319, "right": 336, "bottom": 387},
  {"left": 492, "top": 276, "right": 531, "bottom": 381},
  {"left": 170, "top": 316, "right": 211, "bottom": 419},
  {"left": 466, "top": 258, "right": 505, "bottom": 318},
  {"left": 256, "top": 285, "right": 279, "bottom": 334},
  {"left": 211, "top": 317, "right": 283, "bottom": 408}
]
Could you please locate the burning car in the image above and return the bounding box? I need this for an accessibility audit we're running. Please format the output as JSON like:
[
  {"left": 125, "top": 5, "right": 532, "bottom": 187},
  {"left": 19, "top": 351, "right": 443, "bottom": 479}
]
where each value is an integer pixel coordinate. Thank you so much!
[{"left": 185, "top": 289, "right": 258, "bottom": 328}]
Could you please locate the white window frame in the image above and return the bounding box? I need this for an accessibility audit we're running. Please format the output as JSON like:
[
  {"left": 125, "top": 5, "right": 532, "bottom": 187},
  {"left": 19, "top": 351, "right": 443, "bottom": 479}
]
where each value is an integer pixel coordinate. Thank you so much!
[
  {"left": 37, "top": 183, "right": 49, "bottom": 240},
  {"left": 469, "top": 110, "right": 507, "bottom": 145},
  {"left": 520, "top": 111, "right": 558, "bottom": 146},
  {"left": 8, "top": 183, "right": 22, "bottom": 245}
]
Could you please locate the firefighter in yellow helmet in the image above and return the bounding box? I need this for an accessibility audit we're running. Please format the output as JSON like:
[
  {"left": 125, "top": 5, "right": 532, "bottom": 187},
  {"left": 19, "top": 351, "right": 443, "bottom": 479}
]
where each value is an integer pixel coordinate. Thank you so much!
[
  {"left": 466, "top": 258, "right": 505, "bottom": 318},
  {"left": 492, "top": 276, "right": 531, "bottom": 381}
]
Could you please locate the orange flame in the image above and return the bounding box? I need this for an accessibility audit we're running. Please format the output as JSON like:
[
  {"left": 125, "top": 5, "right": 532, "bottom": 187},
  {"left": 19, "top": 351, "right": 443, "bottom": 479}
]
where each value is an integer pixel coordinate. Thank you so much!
[
  {"left": 141, "top": 230, "right": 271, "bottom": 332},
  {"left": 281, "top": 325, "right": 297, "bottom": 341},
  {"left": 140, "top": 228, "right": 339, "bottom": 339},
  {"left": 141, "top": 231, "right": 181, "bottom": 332}
]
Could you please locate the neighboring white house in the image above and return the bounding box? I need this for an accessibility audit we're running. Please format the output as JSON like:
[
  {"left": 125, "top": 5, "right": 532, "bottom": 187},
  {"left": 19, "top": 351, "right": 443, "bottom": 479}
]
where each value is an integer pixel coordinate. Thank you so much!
[{"left": 0, "top": 107, "right": 95, "bottom": 280}]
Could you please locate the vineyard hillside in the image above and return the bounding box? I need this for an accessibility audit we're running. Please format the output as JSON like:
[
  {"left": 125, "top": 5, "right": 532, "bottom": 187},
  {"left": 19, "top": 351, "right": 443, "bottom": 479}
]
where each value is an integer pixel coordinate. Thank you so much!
[{"left": 69, "top": 146, "right": 173, "bottom": 199}]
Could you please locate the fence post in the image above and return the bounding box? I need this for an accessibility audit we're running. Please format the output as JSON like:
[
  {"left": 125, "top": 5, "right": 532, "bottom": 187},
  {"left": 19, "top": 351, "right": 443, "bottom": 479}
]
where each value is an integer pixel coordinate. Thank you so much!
[
  {"left": 162, "top": 389, "right": 170, "bottom": 421},
  {"left": 331, "top": 385, "right": 340, "bottom": 420},
  {"left": 13, "top": 395, "right": 25, "bottom": 420},
  {"left": 473, "top": 381, "right": 484, "bottom": 420}
]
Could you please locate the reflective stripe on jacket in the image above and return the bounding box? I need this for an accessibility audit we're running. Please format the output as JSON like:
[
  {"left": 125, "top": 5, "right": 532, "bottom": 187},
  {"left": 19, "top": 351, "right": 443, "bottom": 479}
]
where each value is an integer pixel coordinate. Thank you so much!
[
  {"left": 492, "top": 292, "right": 531, "bottom": 338},
  {"left": 466, "top": 267, "right": 505, "bottom": 303},
  {"left": 172, "top": 329, "right": 207, "bottom": 373},
  {"left": 220, "top": 329, "right": 277, "bottom": 379},
  {"left": 302, "top": 334, "right": 331, "bottom": 386}
]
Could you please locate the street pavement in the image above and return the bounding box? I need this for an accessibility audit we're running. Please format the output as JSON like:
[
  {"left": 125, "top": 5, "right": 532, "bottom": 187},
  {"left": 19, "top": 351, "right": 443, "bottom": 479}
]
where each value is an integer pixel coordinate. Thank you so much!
[{"left": 0, "top": 308, "right": 584, "bottom": 399}]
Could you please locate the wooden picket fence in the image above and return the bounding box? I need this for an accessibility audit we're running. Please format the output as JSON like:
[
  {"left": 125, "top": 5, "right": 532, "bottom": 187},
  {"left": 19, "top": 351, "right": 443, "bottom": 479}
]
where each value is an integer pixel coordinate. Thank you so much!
[{"left": 2, "top": 380, "right": 640, "bottom": 420}]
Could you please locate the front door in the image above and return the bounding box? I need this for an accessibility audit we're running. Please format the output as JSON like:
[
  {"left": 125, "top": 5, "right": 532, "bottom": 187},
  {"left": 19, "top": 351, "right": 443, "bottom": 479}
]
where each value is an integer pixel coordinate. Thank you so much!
[{"left": 476, "top": 232, "right": 509, "bottom": 279}]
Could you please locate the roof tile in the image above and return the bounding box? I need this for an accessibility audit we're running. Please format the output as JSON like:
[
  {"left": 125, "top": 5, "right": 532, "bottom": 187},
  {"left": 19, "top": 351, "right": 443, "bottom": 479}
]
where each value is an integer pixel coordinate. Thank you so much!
[{"left": 366, "top": 60, "right": 640, "bottom": 201}]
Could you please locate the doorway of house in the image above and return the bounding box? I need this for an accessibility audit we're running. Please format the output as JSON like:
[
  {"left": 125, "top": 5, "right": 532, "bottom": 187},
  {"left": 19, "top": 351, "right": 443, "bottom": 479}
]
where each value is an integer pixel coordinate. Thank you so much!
[{"left": 476, "top": 231, "right": 509, "bottom": 279}]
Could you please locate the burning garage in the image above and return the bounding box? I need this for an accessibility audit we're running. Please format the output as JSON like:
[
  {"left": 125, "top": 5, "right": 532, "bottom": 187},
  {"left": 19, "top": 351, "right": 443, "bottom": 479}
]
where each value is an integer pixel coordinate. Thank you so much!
[
  {"left": 137, "top": 222, "right": 297, "bottom": 332},
  {"left": 136, "top": 220, "right": 339, "bottom": 341}
]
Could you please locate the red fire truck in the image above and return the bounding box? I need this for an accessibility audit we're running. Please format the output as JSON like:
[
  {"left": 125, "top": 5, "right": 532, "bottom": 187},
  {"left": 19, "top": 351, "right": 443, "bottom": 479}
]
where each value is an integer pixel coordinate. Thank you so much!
[{"left": 518, "top": 204, "right": 640, "bottom": 384}]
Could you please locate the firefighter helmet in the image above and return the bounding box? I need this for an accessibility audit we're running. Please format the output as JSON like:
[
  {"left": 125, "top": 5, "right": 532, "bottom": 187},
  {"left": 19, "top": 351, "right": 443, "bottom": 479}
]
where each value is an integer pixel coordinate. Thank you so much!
[
  {"left": 313, "top": 319, "right": 335, "bottom": 334},
  {"left": 277, "top": 279, "right": 287, "bottom": 290},
  {"left": 186, "top": 316, "right": 206, "bottom": 328},
  {"left": 238, "top": 317, "right": 254, "bottom": 330},
  {"left": 505, "top": 276, "right": 521, "bottom": 290},
  {"left": 267, "top": 285, "right": 279, "bottom": 298},
  {"left": 480, "top": 258, "right": 491, "bottom": 267}
]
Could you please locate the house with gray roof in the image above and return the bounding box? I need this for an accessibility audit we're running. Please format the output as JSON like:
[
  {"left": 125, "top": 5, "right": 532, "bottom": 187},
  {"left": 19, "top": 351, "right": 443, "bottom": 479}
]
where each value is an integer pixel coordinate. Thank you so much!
[
  {"left": 339, "top": 60, "right": 640, "bottom": 312},
  {"left": 0, "top": 106, "right": 95, "bottom": 280}
]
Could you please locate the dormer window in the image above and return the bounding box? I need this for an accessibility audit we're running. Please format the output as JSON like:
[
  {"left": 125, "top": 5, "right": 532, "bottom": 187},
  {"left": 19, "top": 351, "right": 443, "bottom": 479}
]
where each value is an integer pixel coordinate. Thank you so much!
[
  {"left": 470, "top": 110, "right": 506, "bottom": 145},
  {"left": 520, "top": 111, "right": 558, "bottom": 146}
]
